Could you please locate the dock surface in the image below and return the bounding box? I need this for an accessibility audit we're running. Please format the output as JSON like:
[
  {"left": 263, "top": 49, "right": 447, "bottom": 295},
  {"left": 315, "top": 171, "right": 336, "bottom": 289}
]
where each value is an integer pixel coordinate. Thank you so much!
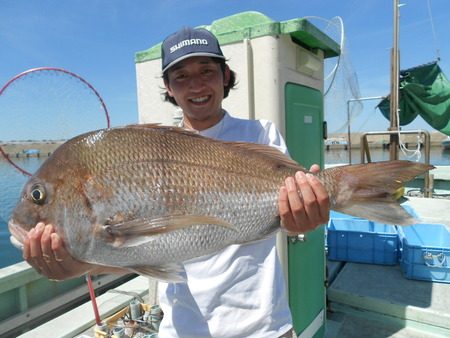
[{"left": 326, "top": 197, "right": 450, "bottom": 338}]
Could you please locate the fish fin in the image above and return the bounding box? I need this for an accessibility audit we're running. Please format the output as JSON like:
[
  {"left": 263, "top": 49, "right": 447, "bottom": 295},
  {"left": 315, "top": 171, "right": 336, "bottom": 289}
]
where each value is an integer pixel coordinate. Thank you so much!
[
  {"left": 131, "top": 263, "right": 187, "bottom": 282},
  {"left": 125, "top": 123, "right": 161, "bottom": 128},
  {"left": 124, "top": 124, "right": 304, "bottom": 171},
  {"left": 104, "top": 215, "right": 236, "bottom": 239},
  {"left": 226, "top": 142, "right": 306, "bottom": 172},
  {"left": 334, "top": 202, "right": 420, "bottom": 225},
  {"left": 326, "top": 160, "right": 433, "bottom": 225},
  {"left": 124, "top": 124, "right": 202, "bottom": 137}
]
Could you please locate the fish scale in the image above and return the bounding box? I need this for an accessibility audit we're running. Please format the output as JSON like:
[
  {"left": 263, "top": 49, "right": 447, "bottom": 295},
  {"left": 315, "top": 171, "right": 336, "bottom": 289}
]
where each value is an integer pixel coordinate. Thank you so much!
[{"left": 8, "top": 124, "right": 434, "bottom": 281}]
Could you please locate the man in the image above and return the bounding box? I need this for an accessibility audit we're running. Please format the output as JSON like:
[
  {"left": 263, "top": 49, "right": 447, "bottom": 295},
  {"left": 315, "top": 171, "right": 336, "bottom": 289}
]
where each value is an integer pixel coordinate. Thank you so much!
[{"left": 23, "top": 27, "right": 329, "bottom": 337}]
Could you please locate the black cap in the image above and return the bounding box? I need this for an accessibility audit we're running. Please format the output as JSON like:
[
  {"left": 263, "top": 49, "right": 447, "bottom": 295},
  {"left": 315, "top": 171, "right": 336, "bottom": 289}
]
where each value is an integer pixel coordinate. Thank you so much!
[{"left": 161, "top": 27, "right": 225, "bottom": 73}]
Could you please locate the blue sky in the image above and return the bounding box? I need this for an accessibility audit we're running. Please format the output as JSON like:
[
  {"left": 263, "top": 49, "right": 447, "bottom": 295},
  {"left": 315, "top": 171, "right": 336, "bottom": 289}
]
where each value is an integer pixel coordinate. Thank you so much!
[{"left": 0, "top": 0, "right": 449, "bottom": 139}]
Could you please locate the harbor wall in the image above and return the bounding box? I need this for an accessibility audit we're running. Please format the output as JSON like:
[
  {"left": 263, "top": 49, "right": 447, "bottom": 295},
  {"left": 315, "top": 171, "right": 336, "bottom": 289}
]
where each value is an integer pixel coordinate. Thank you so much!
[
  {"left": 0, "top": 142, "right": 63, "bottom": 158},
  {"left": 328, "top": 131, "right": 448, "bottom": 149},
  {"left": 0, "top": 131, "right": 447, "bottom": 157}
]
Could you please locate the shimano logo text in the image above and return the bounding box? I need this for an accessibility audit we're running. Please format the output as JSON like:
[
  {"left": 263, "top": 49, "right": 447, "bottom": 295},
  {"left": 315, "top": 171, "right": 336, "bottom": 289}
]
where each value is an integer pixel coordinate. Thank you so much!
[{"left": 170, "top": 39, "right": 208, "bottom": 53}]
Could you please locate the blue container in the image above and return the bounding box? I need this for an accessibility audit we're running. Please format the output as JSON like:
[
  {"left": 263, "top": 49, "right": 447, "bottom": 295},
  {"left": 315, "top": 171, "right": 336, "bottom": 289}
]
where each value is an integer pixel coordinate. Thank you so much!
[
  {"left": 327, "top": 218, "right": 399, "bottom": 265},
  {"left": 398, "top": 223, "right": 450, "bottom": 283}
]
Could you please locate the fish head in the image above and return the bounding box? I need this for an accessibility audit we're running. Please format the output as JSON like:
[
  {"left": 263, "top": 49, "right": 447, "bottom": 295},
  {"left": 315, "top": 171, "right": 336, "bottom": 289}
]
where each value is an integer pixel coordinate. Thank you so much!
[{"left": 8, "top": 172, "right": 66, "bottom": 250}]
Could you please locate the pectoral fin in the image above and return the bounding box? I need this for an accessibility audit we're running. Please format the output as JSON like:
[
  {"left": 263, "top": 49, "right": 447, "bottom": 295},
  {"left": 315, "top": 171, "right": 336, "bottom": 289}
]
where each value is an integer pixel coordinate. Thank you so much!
[
  {"left": 103, "top": 214, "right": 235, "bottom": 247},
  {"left": 131, "top": 263, "right": 187, "bottom": 282}
]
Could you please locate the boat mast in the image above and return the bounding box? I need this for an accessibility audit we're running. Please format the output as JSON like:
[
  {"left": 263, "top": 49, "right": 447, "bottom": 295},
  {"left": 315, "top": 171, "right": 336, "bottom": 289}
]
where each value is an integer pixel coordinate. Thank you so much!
[{"left": 389, "top": 0, "right": 400, "bottom": 160}]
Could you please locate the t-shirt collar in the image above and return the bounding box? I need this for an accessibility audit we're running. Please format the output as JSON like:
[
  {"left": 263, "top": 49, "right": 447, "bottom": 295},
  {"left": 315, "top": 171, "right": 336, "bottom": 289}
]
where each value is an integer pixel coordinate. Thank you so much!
[{"left": 178, "top": 110, "right": 229, "bottom": 139}]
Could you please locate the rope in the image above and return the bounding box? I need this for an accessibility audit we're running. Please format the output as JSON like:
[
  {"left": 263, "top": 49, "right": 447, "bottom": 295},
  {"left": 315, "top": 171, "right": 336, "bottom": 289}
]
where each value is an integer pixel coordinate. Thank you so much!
[
  {"left": 393, "top": 0, "right": 441, "bottom": 162},
  {"left": 427, "top": 0, "right": 441, "bottom": 61},
  {"left": 395, "top": 106, "right": 422, "bottom": 162},
  {"left": 301, "top": 16, "right": 345, "bottom": 96}
]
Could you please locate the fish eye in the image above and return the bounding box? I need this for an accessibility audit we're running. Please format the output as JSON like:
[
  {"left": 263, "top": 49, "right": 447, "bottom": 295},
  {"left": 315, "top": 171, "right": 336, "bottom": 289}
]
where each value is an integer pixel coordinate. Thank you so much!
[{"left": 30, "top": 184, "right": 46, "bottom": 205}]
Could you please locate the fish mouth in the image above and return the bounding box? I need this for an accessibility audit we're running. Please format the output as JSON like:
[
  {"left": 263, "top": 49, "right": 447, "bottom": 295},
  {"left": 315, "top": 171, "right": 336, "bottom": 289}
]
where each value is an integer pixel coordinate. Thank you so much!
[{"left": 8, "top": 220, "right": 27, "bottom": 250}]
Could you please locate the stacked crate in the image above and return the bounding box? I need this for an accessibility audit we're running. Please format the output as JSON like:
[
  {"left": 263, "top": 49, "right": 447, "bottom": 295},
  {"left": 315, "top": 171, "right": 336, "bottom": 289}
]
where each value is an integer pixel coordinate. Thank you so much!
[{"left": 327, "top": 207, "right": 450, "bottom": 283}]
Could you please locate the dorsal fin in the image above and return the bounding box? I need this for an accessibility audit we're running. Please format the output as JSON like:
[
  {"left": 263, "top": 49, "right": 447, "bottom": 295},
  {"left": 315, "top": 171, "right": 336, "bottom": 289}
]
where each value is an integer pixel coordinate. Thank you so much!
[
  {"left": 122, "top": 124, "right": 304, "bottom": 172},
  {"left": 224, "top": 141, "right": 305, "bottom": 172},
  {"left": 125, "top": 123, "right": 161, "bottom": 128},
  {"left": 124, "top": 123, "right": 204, "bottom": 138}
]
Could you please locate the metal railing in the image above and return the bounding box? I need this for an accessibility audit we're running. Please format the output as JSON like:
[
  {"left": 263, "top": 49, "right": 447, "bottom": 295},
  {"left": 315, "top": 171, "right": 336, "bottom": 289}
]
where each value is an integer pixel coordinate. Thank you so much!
[
  {"left": 360, "top": 129, "right": 433, "bottom": 198},
  {"left": 0, "top": 261, "right": 136, "bottom": 337}
]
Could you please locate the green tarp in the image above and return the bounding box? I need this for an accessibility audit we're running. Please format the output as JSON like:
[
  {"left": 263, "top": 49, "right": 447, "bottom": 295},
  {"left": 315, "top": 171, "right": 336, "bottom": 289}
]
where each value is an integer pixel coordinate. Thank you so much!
[{"left": 377, "top": 61, "right": 450, "bottom": 135}]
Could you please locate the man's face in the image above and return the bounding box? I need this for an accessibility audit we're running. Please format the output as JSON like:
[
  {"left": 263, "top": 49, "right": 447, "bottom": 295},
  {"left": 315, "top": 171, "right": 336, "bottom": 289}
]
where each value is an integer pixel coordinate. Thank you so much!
[{"left": 165, "top": 56, "right": 230, "bottom": 126}]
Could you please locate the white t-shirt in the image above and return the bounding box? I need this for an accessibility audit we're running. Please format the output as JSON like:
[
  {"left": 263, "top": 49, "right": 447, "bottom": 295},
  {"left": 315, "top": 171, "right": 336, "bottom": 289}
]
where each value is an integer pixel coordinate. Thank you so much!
[{"left": 158, "top": 111, "right": 293, "bottom": 338}]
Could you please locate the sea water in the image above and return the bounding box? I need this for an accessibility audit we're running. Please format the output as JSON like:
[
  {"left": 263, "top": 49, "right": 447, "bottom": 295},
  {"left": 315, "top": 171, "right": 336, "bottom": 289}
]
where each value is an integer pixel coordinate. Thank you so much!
[
  {"left": 0, "top": 157, "right": 43, "bottom": 268},
  {"left": 1, "top": 147, "right": 450, "bottom": 268}
]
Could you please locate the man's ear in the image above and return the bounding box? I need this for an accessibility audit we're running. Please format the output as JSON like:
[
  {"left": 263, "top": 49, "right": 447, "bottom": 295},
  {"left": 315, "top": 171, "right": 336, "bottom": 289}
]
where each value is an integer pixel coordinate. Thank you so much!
[
  {"left": 164, "top": 79, "right": 174, "bottom": 97},
  {"left": 223, "top": 65, "right": 231, "bottom": 86}
]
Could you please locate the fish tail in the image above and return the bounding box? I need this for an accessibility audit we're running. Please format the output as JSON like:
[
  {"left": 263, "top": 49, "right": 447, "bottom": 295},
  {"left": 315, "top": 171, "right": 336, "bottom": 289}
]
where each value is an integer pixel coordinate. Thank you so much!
[{"left": 323, "top": 160, "right": 434, "bottom": 225}]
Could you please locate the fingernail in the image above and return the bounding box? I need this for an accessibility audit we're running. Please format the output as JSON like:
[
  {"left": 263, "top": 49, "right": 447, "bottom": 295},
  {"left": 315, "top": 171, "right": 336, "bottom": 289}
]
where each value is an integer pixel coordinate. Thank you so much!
[
  {"left": 306, "top": 173, "right": 316, "bottom": 181},
  {"left": 36, "top": 223, "right": 44, "bottom": 233},
  {"left": 286, "top": 177, "right": 296, "bottom": 190},
  {"left": 51, "top": 233, "right": 59, "bottom": 243},
  {"left": 295, "top": 171, "right": 306, "bottom": 181}
]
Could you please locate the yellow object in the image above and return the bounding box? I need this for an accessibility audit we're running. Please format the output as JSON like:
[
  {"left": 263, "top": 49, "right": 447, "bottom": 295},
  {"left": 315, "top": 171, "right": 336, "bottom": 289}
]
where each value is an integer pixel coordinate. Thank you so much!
[
  {"left": 94, "top": 327, "right": 108, "bottom": 338},
  {"left": 393, "top": 186, "right": 405, "bottom": 200}
]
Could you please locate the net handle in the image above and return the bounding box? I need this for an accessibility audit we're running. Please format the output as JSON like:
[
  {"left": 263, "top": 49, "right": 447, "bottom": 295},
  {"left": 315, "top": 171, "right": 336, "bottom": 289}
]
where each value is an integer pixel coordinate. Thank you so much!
[
  {"left": 0, "top": 146, "right": 31, "bottom": 176},
  {"left": 0, "top": 67, "right": 111, "bottom": 176},
  {"left": 0, "top": 67, "right": 110, "bottom": 127}
]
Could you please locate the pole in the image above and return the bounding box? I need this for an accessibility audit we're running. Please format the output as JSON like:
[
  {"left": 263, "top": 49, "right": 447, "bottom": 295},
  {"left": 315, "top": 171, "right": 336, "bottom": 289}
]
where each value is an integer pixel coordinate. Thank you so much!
[
  {"left": 86, "top": 274, "right": 102, "bottom": 326},
  {"left": 389, "top": 0, "right": 400, "bottom": 160}
]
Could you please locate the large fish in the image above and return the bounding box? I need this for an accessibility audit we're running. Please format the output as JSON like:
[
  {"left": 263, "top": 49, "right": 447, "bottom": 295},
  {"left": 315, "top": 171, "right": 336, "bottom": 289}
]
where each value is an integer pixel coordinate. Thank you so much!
[{"left": 8, "top": 125, "right": 433, "bottom": 281}]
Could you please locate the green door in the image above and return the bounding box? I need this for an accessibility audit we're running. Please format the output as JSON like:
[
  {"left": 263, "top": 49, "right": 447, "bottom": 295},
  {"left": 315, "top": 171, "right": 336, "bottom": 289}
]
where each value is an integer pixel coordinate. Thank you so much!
[{"left": 285, "top": 82, "right": 325, "bottom": 337}]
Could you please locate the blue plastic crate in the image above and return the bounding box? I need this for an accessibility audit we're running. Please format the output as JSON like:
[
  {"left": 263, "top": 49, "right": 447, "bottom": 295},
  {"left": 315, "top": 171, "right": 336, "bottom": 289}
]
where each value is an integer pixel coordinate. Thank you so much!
[
  {"left": 398, "top": 223, "right": 450, "bottom": 283},
  {"left": 327, "top": 218, "right": 399, "bottom": 265}
]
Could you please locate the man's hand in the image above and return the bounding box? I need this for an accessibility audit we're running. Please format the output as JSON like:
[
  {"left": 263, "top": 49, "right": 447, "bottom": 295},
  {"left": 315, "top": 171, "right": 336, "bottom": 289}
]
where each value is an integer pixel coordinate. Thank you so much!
[
  {"left": 278, "top": 164, "right": 330, "bottom": 235},
  {"left": 23, "top": 223, "right": 126, "bottom": 280}
]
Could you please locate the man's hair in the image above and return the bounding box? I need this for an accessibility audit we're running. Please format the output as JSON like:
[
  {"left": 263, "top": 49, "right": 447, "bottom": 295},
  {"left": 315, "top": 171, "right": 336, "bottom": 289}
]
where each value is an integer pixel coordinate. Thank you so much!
[{"left": 162, "top": 58, "right": 237, "bottom": 106}]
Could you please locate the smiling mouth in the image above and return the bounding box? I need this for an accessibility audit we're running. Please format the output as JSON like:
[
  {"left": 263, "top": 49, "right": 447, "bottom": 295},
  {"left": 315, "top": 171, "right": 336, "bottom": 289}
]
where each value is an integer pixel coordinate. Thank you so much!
[{"left": 189, "top": 95, "right": 210, "bottom": 104}]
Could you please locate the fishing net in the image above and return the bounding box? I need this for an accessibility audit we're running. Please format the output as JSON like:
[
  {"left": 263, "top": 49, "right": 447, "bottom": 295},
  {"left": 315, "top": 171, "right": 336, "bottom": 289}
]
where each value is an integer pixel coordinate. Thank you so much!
[
  {"left": 0, "top": 67, "right": 110, "bottom": 267},
  {"left": 305, "top": 16, "right": 363, "bottom": 135}
]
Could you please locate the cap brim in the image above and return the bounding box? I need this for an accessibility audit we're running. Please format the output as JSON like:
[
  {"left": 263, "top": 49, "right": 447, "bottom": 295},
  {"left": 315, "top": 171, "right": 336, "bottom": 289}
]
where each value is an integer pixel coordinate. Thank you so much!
[{"left": 162, "top": 52, "right": 225, "bottom": 73}]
